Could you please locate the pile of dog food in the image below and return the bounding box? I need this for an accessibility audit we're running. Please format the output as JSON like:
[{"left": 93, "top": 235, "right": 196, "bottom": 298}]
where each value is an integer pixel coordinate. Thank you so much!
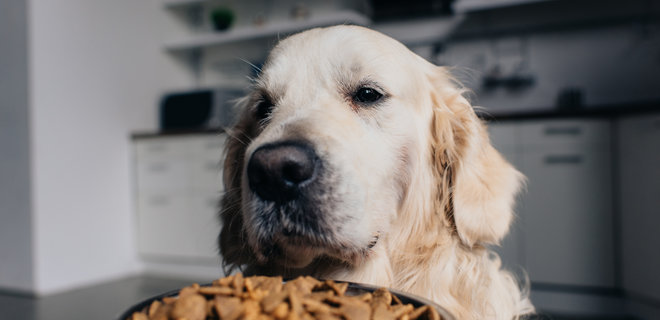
[{"left": 126, "top": 273, "right": 442, "bottom": 320}]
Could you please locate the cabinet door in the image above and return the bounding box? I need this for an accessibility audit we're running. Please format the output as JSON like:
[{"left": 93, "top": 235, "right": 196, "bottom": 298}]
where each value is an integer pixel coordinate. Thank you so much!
[
  {"left": 135, "top": 138, "right": 192, "bottom": 192},
  {"left": 619, "top": 114, "right": 660, "bottom": 302},
  {"left": 520, "top": 144, "right": 615, "bottom": 287},
  {"left": 134, "top": 134, "right": 226, "bottom": 261},
  {"left": 189, "top": 135, "right": 226, "bottom": 193},
  {"left": 137, "top": 192, "right": 190, "bottom": 258},
  {"left": 488, "top": 123, "right": 526, "bottom": 272},
  {"left": 186, "top": 192, "right": 223, "bottom": 259}
]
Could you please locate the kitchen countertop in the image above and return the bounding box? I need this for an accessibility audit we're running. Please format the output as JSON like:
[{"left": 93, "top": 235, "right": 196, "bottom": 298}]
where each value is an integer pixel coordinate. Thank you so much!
[
  {"left": 128, "top": 102, "right": 660, "bottom": 139},
  {"left": 0, "top": 275, "right": 212, "bottom": 320},
  {"left": 477, "top": 101, "right": 660, "bottom": 121}
]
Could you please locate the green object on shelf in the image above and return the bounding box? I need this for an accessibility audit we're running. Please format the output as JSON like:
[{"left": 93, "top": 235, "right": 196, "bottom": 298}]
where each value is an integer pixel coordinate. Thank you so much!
[{"left": 210, "top": 7, "right": 234, "bottom": 31}]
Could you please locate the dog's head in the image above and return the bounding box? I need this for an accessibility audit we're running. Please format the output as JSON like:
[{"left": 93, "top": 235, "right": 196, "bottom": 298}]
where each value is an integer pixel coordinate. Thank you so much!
[{"left": 219, "top": 25, "right": 522, "bottom": 272}]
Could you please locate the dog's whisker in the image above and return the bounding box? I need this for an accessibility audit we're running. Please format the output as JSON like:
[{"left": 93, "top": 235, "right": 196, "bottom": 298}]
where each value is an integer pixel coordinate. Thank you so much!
[{"left": 239, "top": 58, "right": 262, "bottom": 74}]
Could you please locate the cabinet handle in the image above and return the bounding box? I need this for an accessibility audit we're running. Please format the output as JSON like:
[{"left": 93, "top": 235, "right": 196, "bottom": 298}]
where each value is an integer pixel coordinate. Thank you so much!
[
  {"left": 544, "top": 126, "right": 582, "bottom": 136},
  {"left": 544, "top": 155, "right": 583, "bottom": 165}
]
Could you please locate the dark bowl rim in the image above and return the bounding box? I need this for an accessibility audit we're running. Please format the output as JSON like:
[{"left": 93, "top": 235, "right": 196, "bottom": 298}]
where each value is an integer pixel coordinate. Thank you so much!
[{"left": 116, "top": 281, "right": 455, "bottom": 320}]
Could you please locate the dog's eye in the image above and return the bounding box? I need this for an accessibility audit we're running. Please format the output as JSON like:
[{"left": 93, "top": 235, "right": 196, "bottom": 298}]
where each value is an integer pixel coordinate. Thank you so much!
[
  {"left": 255, "top": 97, "right": 274, "bottom": 120},
  {"left": 353, "top": 87, "right": 383, "bottom": 104}
]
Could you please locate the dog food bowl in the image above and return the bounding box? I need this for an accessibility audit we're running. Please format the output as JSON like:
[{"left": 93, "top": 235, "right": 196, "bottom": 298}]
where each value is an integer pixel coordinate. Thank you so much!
[{"left": 117, "top": 281, "right": 455, "bottom": 320}]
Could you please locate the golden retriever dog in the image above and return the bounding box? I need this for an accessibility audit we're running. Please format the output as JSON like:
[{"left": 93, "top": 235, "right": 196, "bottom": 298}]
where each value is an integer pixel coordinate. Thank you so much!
[{"left": 219, "top": 25, "right": 534, "bottom": 319}]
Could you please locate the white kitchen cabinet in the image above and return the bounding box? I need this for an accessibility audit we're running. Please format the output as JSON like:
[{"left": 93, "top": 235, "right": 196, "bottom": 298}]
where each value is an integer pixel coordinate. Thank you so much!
[
  {"left": 133, "top": 133, "right": 226, "bottom": 262},
  {"left": 488, "top": 119, "right": 616, "bottom": 288},
  {"left": 618, "top": 113, "right": 660, "bottom": 303},
  {"left": 488, "top": 123, "right": 526, "bottom": 273},
  {"left": 520, "top": 120, "right": 615, "bottom": 287}
]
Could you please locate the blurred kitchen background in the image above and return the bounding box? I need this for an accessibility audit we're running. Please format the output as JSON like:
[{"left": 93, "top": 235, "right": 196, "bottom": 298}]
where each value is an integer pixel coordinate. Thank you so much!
[{"left": 1, "top": 0, "right": 659, "bottom": 319}]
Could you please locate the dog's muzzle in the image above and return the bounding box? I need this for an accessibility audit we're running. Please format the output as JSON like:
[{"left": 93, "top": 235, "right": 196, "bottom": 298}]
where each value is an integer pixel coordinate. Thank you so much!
[{"left": 247, "top": 141, "right": 319, "bottom": 204}]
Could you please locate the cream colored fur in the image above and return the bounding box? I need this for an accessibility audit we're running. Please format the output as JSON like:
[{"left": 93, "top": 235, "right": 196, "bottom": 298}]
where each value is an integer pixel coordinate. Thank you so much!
[{"left": 219, "top": 25, "right": 534, "bottom": 319}]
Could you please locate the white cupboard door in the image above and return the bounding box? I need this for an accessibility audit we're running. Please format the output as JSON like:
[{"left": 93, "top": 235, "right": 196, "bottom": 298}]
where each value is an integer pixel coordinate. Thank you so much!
[
  {"left": 136, "top": 158, "right": 190, "bottom": 192},
  {"left": 488, "top": 123, "right": 526, "bottom": 272},
  {"left": 137, "top": 192, "right": 189, "bottom": 258},
  {"left": 134, "top": 134, "right": 226, "bottom": 261},
  {"left": 190, "top": 153, "right": 224, "bottom": 193},
  {"left": 521, "top": 145, "right": 615, "bottom": 287},
  {"left": 189, "top": 135, "right": 226, "bottom": 192},
  {"left": 186, "top": 193, "right": 223, "bottom": 260},
  {"left": 619, "top": 114, "right": 660, "bottom": 302}
]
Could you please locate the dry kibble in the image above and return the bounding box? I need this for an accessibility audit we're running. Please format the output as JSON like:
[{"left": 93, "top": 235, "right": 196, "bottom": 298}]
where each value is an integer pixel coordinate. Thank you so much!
[
  {"left": 257, "top": 276, "right": 284, "bottom": 293},
  {"left": 272, "top": 303, "right": 289, "bottom": 320},
  {"left": 371, "top": 303, "right": 395, "bottom": 320},
  {"left": 288, "top": 291, "right": 304, "bottom": 317},
  {"left": 149, "top": 303, "right": 171, "bottom": 320},
  {"left": 391, "top": 304, "right": 415, "bottom": 318},
  {"left": 148, "top": 300, "right": 162, "bottom": 317},
  {"left": 162, "top": 297, "right": 177, "bottom": 305},
  {"left": 126, "top": 274, "right": 443, "bottom": 320},
  {"left": 214, "top": 296, "right": 243, "bottom": 320},
  {"left": 338, "top": 299, "right": 370, "bottom": 320},
  {"left": 129, "top": 312, "right": 149, "bottom": 320},
  {"left": 242, "top": 299, "right": 262, "bottom": 320},
  {"left": 371, "top": 287, "right": 392, "bottom": 306},
  {"left": 261, "top": 291, "right": 288, "bottom": 313},
  {"left": 170, "top": 293, "right": 206, "bottom": 320},
  {"left": 302, "top": 297, "right": 330, "bottom": 314},
  {"left": 198, "top": 285, "right": 234, "bottom": 296}
]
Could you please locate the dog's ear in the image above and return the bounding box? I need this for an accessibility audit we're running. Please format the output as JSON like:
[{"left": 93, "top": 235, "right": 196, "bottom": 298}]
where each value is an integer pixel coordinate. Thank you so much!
[
  {"left": 427, "top": 67, "right": 524, "bottom": 247},
  {"left": 218, "top": 97, "right": 258, "bottom": 272}
]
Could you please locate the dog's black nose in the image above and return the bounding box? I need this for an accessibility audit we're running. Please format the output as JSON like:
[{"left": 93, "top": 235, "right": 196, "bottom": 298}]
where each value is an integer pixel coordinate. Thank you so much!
[{"left": 247, "top": 141, "right": 318, "bottom": 203}]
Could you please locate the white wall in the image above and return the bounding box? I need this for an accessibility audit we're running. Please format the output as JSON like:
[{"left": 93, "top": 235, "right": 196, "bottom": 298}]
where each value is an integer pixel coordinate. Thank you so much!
[
  {"left": 27, "top": 0, "right": 193, "bottom": 295},
  {"left": 0, "top": 0, "right": 34, "bottom": 293}
]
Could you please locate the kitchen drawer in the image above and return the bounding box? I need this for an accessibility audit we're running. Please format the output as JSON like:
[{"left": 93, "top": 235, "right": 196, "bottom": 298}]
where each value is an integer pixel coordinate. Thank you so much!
[
  {"left": 136, "top": 158, "right": 190, "bottom": 192},
  {"left": 135, "top": 138, "right": 190, "bottom": 161},
  {"left": 519, "top": 120, "right": 610, "bottom": 149},
  {"left": 188, "top": 134, "right": 226, "bottom": 159},
  {"left": 190, "top": 154, "right": 223, "bottom": 192}
]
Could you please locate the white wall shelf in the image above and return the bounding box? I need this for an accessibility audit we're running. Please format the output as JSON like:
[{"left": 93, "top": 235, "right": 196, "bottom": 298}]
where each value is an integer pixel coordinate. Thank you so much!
[
  {"left": 454, "top": 0, "right": 554, "bottom": 13},
  {"left": 164, "top": 10, "right": 371, "bottom": 52}
]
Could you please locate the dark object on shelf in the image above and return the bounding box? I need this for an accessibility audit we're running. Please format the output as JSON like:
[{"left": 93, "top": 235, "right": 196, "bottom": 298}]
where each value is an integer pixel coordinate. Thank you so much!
[
  {"left": 290, "top": 3, "right": 310, "bottom": 20},
  {"left": 556, "top": 87, "right": 584, "bottom": 110},
  {"left": 210, "top": 7, "right": 235, "bottom": 31},
  {"left": 160, "top": 89, "right": 244, "bottom": 131},
  {"left": 369, "top": 0, "right": 455, "bottom": 21}
]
